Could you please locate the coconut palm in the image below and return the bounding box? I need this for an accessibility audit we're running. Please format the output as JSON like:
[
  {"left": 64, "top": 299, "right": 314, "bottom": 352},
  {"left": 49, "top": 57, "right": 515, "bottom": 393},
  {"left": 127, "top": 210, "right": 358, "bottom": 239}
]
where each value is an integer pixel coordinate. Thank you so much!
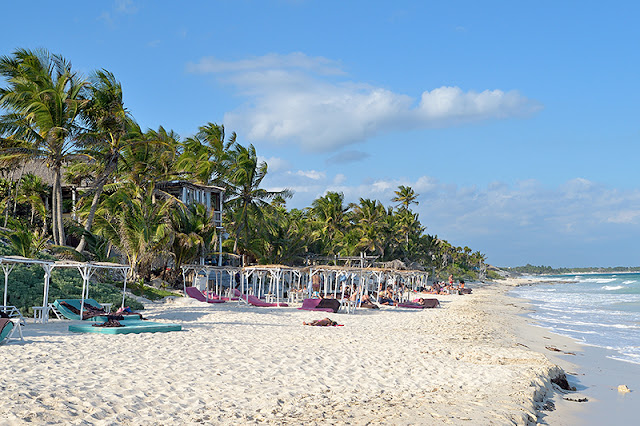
[
  {"left": 0, "top": 219, "right": 48, "bottom": 258},
  {"left": 0, "top": 48, "right": 88, "bottom": 245},
  {"left": 92, "top": 189, "right": 172, "bottom": 281},
  {"left": 177, "top": 123, "right": 235, "bottom": 186},
  {"left": 73, "top": 69, "right": 137, "bottom": 253},
  {"left": 16, "top": 173, "right": 49, "bottom": 228},
  {"left": 310, "top": 191, "right": 348, "bottom": 255},
  {"left": 225, "top": 143, "right": 292, "bottom": 264},
  {"left": 170, "top": 202, "right": 218, "bottom": 270},
  {"left": 349, "top": 198, "right": 390, "bottom": 258},
  {"left": 392, "top": 185, "right": 419, "bottom": 211}
]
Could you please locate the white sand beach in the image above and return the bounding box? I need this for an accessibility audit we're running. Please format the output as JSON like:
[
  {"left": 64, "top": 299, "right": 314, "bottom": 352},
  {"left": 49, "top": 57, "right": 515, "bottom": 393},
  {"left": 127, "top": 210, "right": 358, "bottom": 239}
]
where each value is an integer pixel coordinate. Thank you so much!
[{"left": 1, "top": 281, "right": 581, "bottom": 425}]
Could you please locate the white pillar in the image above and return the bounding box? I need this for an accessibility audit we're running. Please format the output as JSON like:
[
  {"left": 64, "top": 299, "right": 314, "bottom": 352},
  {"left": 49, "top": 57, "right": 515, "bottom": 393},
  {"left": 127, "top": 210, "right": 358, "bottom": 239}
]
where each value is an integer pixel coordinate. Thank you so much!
[{"left": 2, "top": 263, "right": 15, "bottom": 308}]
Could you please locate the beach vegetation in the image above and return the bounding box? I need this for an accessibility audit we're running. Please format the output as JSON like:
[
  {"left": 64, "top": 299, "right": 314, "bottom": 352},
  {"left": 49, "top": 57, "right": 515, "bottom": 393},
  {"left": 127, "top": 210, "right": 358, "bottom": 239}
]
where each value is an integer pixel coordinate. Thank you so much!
[
  {"left": 0, "top": 48, "right": 88, "bottom": 245},
  {"left": 1, "top": 47, "right": 488, "bottom": 297}
]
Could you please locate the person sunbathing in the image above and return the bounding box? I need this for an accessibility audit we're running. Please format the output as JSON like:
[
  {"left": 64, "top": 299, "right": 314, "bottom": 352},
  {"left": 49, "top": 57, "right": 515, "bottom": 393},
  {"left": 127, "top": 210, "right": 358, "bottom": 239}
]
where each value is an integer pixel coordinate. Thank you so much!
[
  {"left": 356, "top": 294, "right": 380, "bottom": 309},
  {"left": 303, "top": 318, "right": 341, "bottom": 326},
  {"left": 416, "top": 298, "right": 440, "bottom": 308},
  {"left": 378, "top": 286, "right": 396, "bottom": 305}
]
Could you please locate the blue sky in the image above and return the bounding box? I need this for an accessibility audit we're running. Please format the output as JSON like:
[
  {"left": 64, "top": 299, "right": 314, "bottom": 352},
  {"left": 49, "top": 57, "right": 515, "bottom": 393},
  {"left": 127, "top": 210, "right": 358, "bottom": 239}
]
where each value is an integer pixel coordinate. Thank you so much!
[{"left": 2, "top": 0, "right": 639, "bottom": 267}]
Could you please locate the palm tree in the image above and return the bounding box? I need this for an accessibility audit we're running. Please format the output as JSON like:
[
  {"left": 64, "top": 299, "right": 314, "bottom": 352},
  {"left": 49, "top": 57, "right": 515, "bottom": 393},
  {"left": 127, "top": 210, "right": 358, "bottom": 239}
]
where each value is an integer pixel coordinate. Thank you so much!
[
  {"left": 115, "top": 126, "right": 181, "bottom": 197},
  {"left": 310, "top": 191, "right": 348, "bottom": 255},
  {"left": 225, "top": 143, "right": 292, "bottom": 264},
  {"left": 17, "top": 173, "right": 49, "bottom": 228},
  {"left": 0, "top": 48, "right": 88, "bottom": 245},
  {"left": 92, "top": 189, "right": 172, "bottom": 281},
  {"left": 73, "top": 69, "right": 136, "bottom": 253},
  {"left": 253, "top": 206, "right": 308, "bottom": 265},
  {"left": 0, "top": 218, "right": 48, "bottom": 257},
  {"left": 177, "top": 123, "right": 235, "bottom": 186},
  {"left": 394, "top": 207, "right": 423, "bottom": 255},
  {"left": 170, "top": 202, "right": 218, "bottom": 271},
  {"left": 392, "top": 185, "right": 419, "bottom": 211},
  {"left": 349, "top": 198, "right": 389, "bottom": 258}
]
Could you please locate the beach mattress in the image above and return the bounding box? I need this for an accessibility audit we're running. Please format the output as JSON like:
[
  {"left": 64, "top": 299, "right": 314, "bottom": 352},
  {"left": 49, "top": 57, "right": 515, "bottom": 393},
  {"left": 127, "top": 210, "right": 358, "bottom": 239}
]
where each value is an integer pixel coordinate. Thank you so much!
[
  {"left": 68, "top": 319, "right": 181, "bottom": 334},
  {"left": 298, "top": 298, "right": 334, "bottom": 313}
]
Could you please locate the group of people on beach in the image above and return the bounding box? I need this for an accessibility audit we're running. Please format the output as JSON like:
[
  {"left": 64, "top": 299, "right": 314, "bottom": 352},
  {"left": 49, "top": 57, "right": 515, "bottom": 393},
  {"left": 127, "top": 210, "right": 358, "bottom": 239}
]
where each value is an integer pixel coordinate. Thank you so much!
[{"left": 428, "top": 275, "right": 468, "bottom": 295}]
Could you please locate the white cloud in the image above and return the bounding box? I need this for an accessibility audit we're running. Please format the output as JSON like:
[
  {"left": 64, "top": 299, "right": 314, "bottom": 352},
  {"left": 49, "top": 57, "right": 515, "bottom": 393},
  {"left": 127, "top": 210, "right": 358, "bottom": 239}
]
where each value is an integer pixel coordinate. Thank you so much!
[
  {"left": 187, "top": 52, "right": 344, "bottom": 76},
  {"left": 187, "top": 52, "right": 542, "bottom": 153},
  {"left": 258, "top": 156, "right": 290, "bottom": 173},
  {"left": 333, "top": 173, "right": 347, "bottom": 184},
  {"left": 291, "top": 170, "right": 326, "bottom": 180},
  {"left": 262, "top": 170, "right": 640, "bottom": 266},
  {"left": 115, "top": 0, "right": 138, "bottom": 14},
  {"left": 416, "top": 87, "right": 540, "bottom": 122},
  {"left": 99, "top": 0, "right": 138, "bottom": 25}
]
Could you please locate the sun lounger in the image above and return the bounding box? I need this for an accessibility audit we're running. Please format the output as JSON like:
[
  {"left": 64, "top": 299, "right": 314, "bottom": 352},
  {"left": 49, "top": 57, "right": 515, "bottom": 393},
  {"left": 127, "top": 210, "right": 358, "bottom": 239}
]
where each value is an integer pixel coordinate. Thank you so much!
[
  {"left": 397, "top": 302, "right": 426, "bottom": 309},
  {"left": 0, "top": 305, "right": 26, "bottom": 326},
  {"left": 53, "top": 299, "right": 143, "bottom": 321},
  {"left": 53, "top": 298, "right": 104, "bottom": 320},
  {"left": 0, "top": 317, "right": 23, "bottom": 343},
  {"left": 399, "top": 299, "right": 440, "bottom": 309},
  {"left": 298, "top": 298, "right": 336, "bottom": 313},
  {"left": 185, "top": 287, "right": 226, "bottom": 304},
  {"left": 206, "top": 291, "right": 238, "bottom": 301},
  {"left": 241, "top": 294, "right": 288, "bottom": 307}
]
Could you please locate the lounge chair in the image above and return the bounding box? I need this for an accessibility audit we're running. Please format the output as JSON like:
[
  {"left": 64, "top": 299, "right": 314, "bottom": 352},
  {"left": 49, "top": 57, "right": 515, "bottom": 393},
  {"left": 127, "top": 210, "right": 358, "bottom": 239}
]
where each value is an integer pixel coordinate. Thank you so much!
[
  {"left": 298, "top": 298, "right": 337, "bottom": 313},
  {"left": 53, "top": 298, "right": 105, "bottom": 320},
  {"left": 398, "top": 299, "right": 440, "bottom": 309},
  {"left": 53, "top": 299, "right": 144, "bottom": 321},
  {"left": 0, "top": 317, "right": 23, "bottom": 344},
  {"left": 185, "top": 287, "right": 226, "bottom": 304},
  {"left": 241, "top": 294, "right": 288, "bottom": 307},
  {"left": 205, "top": 291, "right": 238, "bottom": 301}
]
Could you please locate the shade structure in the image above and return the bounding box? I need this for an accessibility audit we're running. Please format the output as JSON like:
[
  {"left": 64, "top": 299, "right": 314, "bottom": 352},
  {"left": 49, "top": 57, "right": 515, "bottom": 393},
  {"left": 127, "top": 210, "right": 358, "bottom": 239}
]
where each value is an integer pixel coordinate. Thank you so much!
[{"left": 0, "top": 256, "right": 130, "bottom": 323}]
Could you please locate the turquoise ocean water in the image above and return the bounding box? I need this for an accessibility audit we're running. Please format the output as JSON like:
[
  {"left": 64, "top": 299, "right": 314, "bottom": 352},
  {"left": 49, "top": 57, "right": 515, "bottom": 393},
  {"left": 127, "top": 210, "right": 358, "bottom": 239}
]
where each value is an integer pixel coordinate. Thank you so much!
[{"left": 510, "top": 273, "right": 640, "bottom": 365}]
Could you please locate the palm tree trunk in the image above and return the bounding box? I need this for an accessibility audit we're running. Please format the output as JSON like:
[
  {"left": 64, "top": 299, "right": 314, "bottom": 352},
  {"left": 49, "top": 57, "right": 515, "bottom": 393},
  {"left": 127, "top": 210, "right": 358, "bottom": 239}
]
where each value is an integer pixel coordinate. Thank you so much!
[
  {"left": 12, "top": 164, "right": 26, "bottom": 215},
  {"left": 75, "top": 185, "right": 103, "bottom": 252},
  {"left": 76, "top": 158, "right": 118, "bottom": 252},
  {"left": 51, "top": 177, "right": 59, "bottom": 243},
  {"left": 53, "top": 168, "right": 65, "bottom": 245}
]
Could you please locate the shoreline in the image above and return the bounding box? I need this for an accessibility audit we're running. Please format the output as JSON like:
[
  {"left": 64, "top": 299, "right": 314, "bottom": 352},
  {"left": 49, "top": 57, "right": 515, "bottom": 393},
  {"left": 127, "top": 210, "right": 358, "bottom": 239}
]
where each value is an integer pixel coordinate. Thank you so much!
[
  {"left": 504, "top": 277, "right": 639, "bottom": 425},
  {"left": 1, "top": 282, "right": 589, "bottom": 425}
]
